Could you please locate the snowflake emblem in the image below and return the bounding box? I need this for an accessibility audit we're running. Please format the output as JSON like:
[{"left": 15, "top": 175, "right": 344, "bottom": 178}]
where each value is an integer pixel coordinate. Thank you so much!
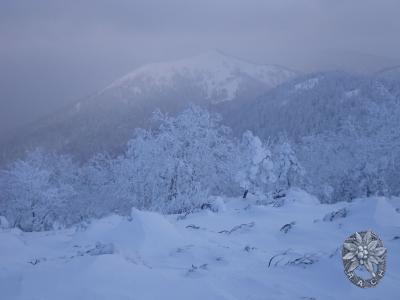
[{"left": 342, "top": 231, "right": 386, "bottom": 288}]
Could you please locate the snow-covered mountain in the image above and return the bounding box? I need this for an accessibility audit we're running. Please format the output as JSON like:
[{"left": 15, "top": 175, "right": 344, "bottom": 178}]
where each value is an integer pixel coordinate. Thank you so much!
[
  {"left": 104, "top": 50, "right": 295, "bottom": 103},
  {"left": 1, "top": 190, "right": 399, "bottom": 299},
  {"left": 0, "top": 51, "right": 296, "bottom": 164}
]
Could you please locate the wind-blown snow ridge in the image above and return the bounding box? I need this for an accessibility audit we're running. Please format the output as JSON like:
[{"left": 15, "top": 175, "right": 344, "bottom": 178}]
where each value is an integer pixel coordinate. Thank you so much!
[{"left": 104, "top": 51, "right": 297, "bottom": 102}]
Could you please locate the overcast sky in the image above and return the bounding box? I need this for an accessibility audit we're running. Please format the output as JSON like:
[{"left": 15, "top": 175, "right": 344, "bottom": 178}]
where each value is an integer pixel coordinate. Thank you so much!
[{"left": 1, "top": 0, "right": 400, "bottom": 135}]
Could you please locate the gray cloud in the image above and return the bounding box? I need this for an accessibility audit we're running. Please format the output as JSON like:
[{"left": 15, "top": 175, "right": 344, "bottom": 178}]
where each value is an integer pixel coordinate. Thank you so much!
[{"left": 1, "top": 0, "right": 400, "bottom": 136}]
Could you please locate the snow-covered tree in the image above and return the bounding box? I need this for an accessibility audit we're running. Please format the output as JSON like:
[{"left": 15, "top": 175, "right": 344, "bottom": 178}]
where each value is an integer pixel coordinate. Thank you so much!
[
  {"left": 1, "top": 149, "right": 78, "bottom": 231},
  {"left": 272, "top": 140, "right": 305, "bottom": 192},
  {"left": 121, "top": 105, "right": 237, "bottom": 213},
  {"left": 236, "top": 131, "right": 275, "bottom": 198},
  {"left": 78, "top": 153, "right": 130, "bottom": 220}
]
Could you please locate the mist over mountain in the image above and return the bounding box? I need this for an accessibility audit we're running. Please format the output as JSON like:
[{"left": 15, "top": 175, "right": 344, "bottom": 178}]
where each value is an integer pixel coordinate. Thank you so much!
[{"left": 0, "top": 51, "right": 296, "bottom": 164}]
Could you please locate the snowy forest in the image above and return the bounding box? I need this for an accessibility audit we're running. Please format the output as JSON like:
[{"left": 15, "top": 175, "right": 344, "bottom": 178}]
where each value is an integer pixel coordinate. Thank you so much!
[
  {"left": 0, "top": 94, "right": 400, "bottom": 231},
  {"left": 0, "top": 106, "right": 306, "bottom": 231}
]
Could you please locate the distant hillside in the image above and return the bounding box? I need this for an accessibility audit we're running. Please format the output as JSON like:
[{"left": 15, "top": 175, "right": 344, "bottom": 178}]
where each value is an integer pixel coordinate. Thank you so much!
[{"left": 235, "top": 71, "right": 400, "bottom": 201}]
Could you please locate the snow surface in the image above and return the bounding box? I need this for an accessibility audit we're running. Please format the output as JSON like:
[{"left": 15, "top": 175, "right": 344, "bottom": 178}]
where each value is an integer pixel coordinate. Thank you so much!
[
  {"left": 104, "top": 51, "right": 296, "bottom": 102},
  {"left": 1, "top": 189, "right": 399, "bottom": 299}
]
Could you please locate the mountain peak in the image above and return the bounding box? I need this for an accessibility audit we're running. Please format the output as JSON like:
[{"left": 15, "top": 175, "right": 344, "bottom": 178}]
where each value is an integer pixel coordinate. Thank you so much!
[{"left": 104, "top": 51, "right": 297, "bottom": 102}]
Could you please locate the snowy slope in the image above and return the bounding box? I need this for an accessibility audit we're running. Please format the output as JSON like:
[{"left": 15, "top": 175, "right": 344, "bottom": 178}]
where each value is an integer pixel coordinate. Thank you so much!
[{"left": 1, "top": 189, "right": 399, "bottom": 300}]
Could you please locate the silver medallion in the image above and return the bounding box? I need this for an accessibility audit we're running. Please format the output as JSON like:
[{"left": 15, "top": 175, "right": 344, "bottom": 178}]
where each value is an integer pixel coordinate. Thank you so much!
[{"left": 342, "top": 231, "right": 387, "bottom": 288}]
